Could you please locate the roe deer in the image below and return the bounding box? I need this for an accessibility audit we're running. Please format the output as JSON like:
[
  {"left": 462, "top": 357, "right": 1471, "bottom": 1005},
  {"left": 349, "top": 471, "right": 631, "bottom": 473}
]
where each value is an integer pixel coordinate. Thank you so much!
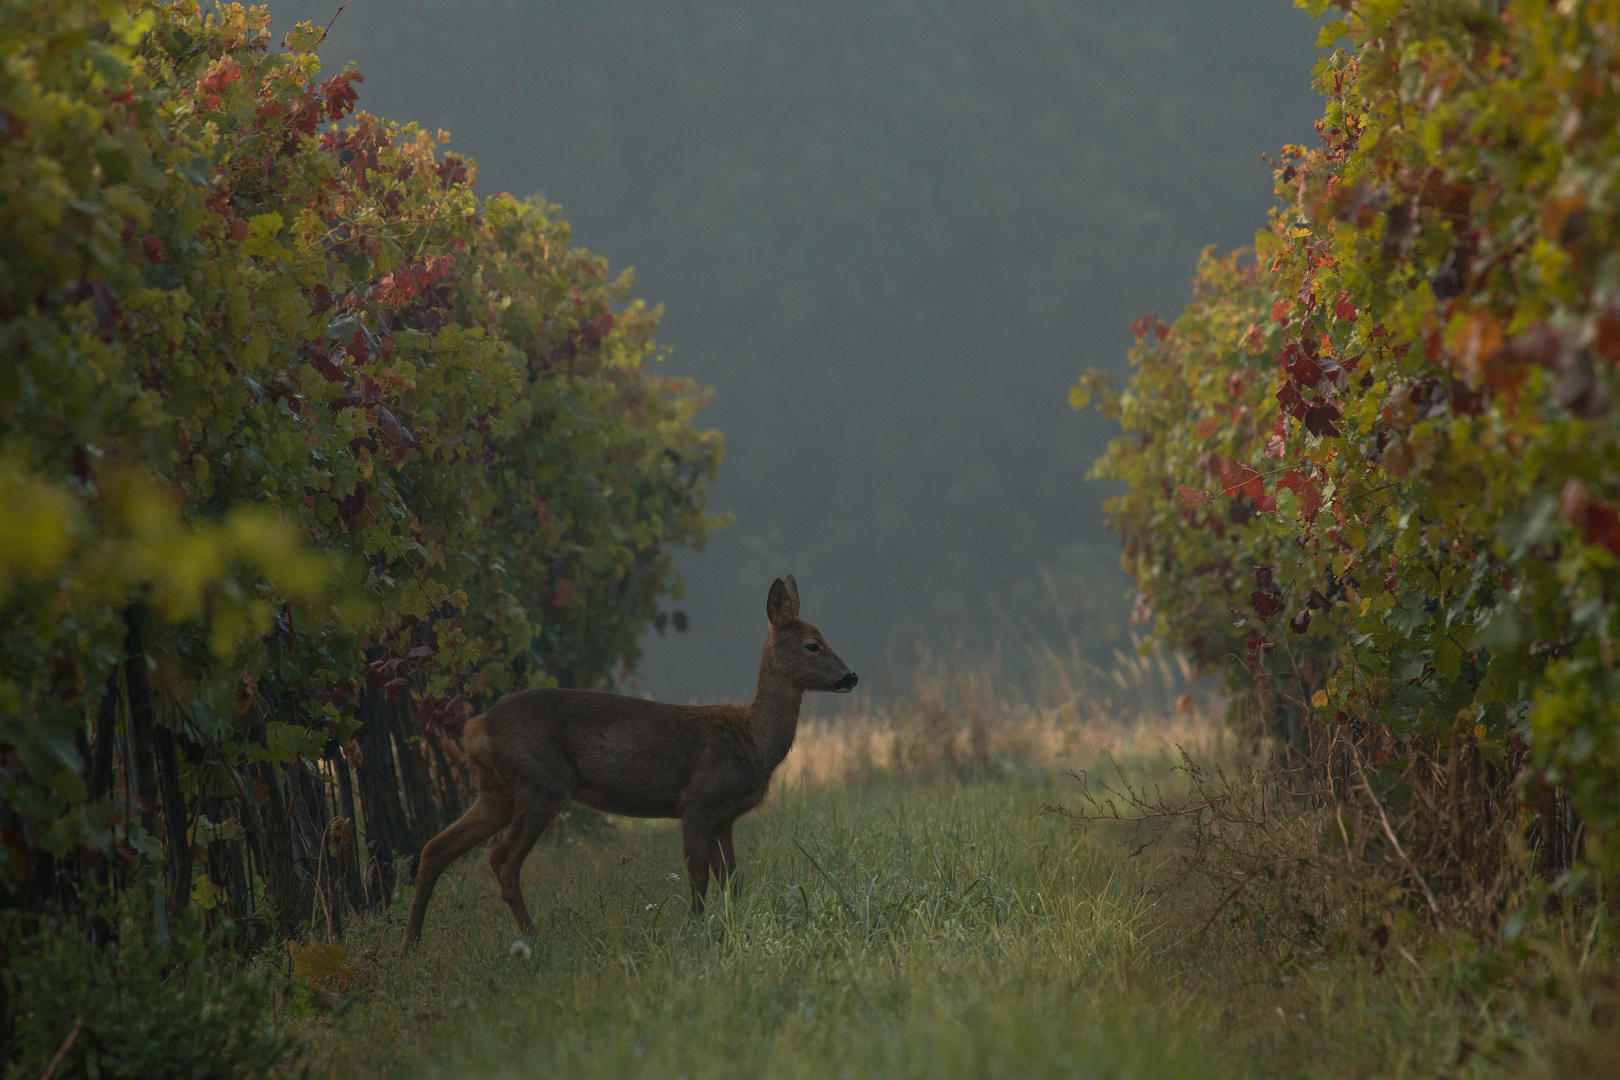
[{"left": 403, "top": 575, "right": 856, "bottom": 948}]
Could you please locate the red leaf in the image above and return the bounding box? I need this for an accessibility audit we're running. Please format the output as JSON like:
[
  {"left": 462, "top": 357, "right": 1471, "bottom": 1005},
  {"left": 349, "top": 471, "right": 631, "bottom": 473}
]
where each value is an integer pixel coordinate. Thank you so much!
[
  {"left": 1276, "top": 381, "right": 1306, "bottom": 419},
  {"left": 1561, "top": 479, "right": 1620, "bottom": 555},
  {"left": 309, "top": 349, "right": 346, "bottom": 382},
  {"left": 1264, "top": 434, "right": 1286, "bottom": 459},
  {"left": 1277, "top": 471, "right": 1324, "bottom": 517},
  {"left": 197, "top": 57, "right": 242, "bottom": 104},
  {"left": 1450, "top": 378, "right": 1486, "bottom": 416},
  {"left": 1175, "top": 485, "right": 1211, "bottom": 507},
  {"left": 1244, "top": 629, "right": 1277, "bottom": 670},
  {"left": 383, "top": 676, "right": 409, "bottom": 699},
  {"left": 376, "top": 268, "right": 416, "bottom": 306},
  {"left": 1289, "top": 609, "right": 1312, "bottom": 635},
  {"left": 1242, "top": 323, "right": 1265, "bottom": 353},
  {"left": 1334, "top": 292, "right": 1357, "bottom": 322},
  {"left": 319, "top": 70, "right": 364, "bottom": 122},
  {"left": 1129, "top": 313, "right": 1164, "bottom": 343},
  {"left": 1286, "top": 352, "right": 1323, "bottom": 386},
  {"left": 1303, "top": 403, "right": 1342, "bottom": 437},
  {"left": 1219, "top": 460, "right": 1264, "bottom": 499},
  {"left": 1250, "top": 591, "right": 1284, "bottom": 620},
  {"left": 1596, "top": 310, "right": 1620, "bottom": 366}
]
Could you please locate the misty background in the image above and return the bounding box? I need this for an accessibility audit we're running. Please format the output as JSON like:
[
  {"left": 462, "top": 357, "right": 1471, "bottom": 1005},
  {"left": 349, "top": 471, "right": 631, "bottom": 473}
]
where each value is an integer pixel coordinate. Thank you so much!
[{"left": 268, "top": 0, "right": 1324, "bottom": 702}]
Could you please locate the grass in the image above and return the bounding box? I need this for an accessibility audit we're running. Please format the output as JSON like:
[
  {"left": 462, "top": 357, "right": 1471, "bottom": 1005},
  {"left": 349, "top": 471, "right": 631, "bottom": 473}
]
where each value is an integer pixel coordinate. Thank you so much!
[{"left": 292, "top": 725, "right": 1553, "bottom": 1080}]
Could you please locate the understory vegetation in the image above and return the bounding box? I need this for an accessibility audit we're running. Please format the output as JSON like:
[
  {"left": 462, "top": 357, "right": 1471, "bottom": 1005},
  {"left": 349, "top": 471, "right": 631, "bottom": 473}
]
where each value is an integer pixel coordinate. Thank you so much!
[{"left": 289, "top": 738, "right": 1606, "bottom": 1080}]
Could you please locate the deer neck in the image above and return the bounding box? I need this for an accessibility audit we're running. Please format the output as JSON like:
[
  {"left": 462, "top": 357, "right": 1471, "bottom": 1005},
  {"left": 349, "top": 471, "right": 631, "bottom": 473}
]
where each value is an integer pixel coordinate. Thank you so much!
[{"left": 749, "top": 671, "right": 804, "bottom": 769}]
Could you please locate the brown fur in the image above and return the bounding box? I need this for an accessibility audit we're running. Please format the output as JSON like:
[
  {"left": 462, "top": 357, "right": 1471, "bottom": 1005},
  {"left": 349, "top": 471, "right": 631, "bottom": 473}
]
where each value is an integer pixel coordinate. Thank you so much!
[{"left": 403, "top": 576, "right": 855, "bottom": 948}]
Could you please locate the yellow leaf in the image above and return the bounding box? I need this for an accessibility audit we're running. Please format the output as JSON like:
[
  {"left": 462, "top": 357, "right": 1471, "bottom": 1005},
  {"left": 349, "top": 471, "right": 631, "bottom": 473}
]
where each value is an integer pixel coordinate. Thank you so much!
[
  {"left": 192, "top": 876, "right": 227, "bottom": 910},
  {"left": 1311, "top": 690, "right": 1329, "bottom": 709},
  {"left": 292, "top": 941, "right": 348, "bottom": 977},
  {"left": 1314, "top": 20, "right": 1349, "bottom": 48},
  {"left": 292, "top": 942, "right": 357, "bottom": 992},
  {"left": 0, "top": 467, "right": 79, "bottom": 598},
  {"left": 240, "top": 212, "right": 287, "bottom": 258}
]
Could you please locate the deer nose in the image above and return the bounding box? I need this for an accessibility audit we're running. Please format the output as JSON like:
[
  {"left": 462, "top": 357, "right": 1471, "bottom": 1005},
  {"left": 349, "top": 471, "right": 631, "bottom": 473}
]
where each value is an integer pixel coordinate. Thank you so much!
[{"left": 836, "top": 672, "right": 859, "bottom": 691}]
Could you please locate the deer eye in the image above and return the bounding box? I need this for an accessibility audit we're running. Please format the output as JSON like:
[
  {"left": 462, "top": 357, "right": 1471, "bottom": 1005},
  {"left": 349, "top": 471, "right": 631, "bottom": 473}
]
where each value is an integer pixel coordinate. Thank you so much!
[{"left": 804, "top": 641, "right": 821, "bottom": 652}]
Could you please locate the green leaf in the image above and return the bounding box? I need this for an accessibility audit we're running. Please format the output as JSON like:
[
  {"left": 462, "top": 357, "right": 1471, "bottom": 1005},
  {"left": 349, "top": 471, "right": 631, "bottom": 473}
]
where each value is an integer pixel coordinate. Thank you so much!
[
  {"left": 51, "top": 766, "right": 88, "bottom": 805},
  {"left": 265, "top": 721, "right": 317, "bottom": 765},
  {"left": 1314, "top": 20, "right": 1349, "bottom": 49},
  {"left": 240, "top": 212, "right": 287, "bottom": 258},
  {"left": 1434, "top": 637, "right": 1462, "bottom": 682}
]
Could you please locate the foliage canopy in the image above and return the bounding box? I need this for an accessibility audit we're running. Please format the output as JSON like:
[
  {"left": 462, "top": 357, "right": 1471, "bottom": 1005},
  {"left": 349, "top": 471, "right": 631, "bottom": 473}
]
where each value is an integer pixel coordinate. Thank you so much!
[
  {"left": 0, "top": 0, "right": 722, "bottom": 898},
  {"left": 1085, "top": 0, "right": 1620, "bottom": 882}
]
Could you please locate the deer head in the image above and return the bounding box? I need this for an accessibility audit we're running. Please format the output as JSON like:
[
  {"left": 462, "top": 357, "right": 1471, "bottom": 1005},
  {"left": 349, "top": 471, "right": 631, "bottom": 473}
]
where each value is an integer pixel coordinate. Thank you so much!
[{"left": 763, "top": 575, "right": 857, "bottom": 693}]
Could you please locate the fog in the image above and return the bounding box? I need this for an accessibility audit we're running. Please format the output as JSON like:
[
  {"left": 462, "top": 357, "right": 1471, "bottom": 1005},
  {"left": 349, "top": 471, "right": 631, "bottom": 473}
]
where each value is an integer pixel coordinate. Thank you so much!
[{"left": 268, "top": 0, "right": 1323, "bottom": 701}]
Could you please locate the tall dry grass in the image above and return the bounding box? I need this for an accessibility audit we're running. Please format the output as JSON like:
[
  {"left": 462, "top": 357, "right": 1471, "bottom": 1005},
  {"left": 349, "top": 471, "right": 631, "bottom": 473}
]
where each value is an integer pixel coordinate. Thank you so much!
[{"left": 778, "top": 637, "right": 1229, "bottom": 789}]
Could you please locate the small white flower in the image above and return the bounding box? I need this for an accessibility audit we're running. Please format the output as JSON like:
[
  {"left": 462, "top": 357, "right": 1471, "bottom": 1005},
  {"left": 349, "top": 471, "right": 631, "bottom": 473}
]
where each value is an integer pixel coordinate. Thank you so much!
[
  {"left": 645, "top": 903, "right": 656, "bottom": 911},
  {"left": 668, "top": 872, "right": 680, "bottom": 881},
  {"left": 509, "top": 939, "right": 532, "bottom": 960}
]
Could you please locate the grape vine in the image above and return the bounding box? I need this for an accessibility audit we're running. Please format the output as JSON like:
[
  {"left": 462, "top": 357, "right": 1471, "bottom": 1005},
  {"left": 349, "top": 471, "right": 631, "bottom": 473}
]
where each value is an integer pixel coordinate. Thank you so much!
[
  {"left": 1082, "top": 0, "right": 1620, "bottom": 886},
  {"left": 0, "top": 1, "right": 724, "bottom": 936}
]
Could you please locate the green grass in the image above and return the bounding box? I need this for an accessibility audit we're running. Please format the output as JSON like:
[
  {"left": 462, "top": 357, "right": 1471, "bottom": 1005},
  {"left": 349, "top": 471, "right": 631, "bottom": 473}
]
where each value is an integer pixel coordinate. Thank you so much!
[{"left": 299, "top": 765, "right": 1536, "bottom": 1079}]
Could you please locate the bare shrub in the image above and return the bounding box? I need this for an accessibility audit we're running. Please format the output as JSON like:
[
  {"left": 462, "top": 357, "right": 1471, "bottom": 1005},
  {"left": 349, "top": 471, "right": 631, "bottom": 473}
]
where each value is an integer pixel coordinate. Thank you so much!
[{"left": 1045, "top": 714, "right": 1541, "bottom": 950}]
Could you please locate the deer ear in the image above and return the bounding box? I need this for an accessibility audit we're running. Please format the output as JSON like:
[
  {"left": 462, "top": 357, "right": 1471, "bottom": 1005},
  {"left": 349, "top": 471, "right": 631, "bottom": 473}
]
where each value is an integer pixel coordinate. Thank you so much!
[
  {"left": 767, "top": 578, "right": 795, "bottom": 628},
  {"left": 783, "top": 574, "right": 800, "bottom": 616}
]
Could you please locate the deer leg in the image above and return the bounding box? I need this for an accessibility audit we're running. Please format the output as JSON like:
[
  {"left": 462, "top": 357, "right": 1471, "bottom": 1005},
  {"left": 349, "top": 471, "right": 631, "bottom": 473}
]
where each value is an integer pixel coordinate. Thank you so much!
[
  {"left": 487, "top": 818, "right": 522, "bottom": 884},
  {"left": 707, "top": 838, "right": 725, "bottom": 887},
  {"left": 709, "top": 819, "right": 735, "bottom": 893},
  {"left": 495, "top": 789, "right": 568, "bottom": 934},
  {"left": 403, "top": 784, "right": 514, "bottom": 949},
  {"left": 681, "top": 815, "right": 715, "bottom": 914},
  {"left": 709, "top": 818, "right": 737, "bottom": 893}
]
